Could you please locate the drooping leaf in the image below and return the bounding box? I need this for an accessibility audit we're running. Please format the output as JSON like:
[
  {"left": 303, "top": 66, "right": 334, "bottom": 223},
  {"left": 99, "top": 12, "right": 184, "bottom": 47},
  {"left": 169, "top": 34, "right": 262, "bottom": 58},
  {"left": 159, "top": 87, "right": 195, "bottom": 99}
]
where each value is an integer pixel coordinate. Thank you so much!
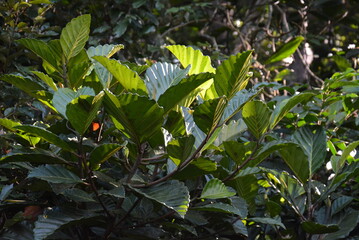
[
  {"left": 193, "top": 97, "right": 227, "bottom": 134},
  {"left": 31, "top": 71, "right": 58, "bottom": 91},
  {"left": 34, "top": 207, "right": 97, "bottom": 240},
  {"left": 130, "top": 180, "right": 190, "bottom": 218},
  {"left": 265, "top": 36, "right": 304, "bottom": 64},
  {"left": 66, "top": 92, "right": 103, "bottom": 135},
  {"left": 14, "top": 125, "right": 73, "bottom": 152},
  {"left": 200, "top": 178, "right": 236, "bottom": 199},
  {"left": 166, "top": 45, "right": 215, "bottom": 75},
  {"left": 28, "top": 165, "right": 82, "bottom": 184},
  {"left": 292, "top": 126, "right": 326, "bottom": 177},
  {"left": 103, "top": 91, "right": 164, "bottom": 145},
  {"left": 242, "top": 100, "right": 271, "bottom": 139},
  {"left": 158, "top": 73, "right": 213, "bottom": 113},
  {"left": 93, "top": 56, "right": 148, "bottom": 95},
  {"left": 214, "top": 51, "right": 252, "bottom": 100},
  {"left": 0, "top": 118, "right": 41, "bottom": 146},
  {"left": 89, "top": 143, "right": 124, "bottom": 170},
  {"left": 270, "top": 92, "right": 316, "bottom": 129},
  {"left": 145, "top": 62, "right": 190, "bottom": 100},
  {"left": 0, "top": 74, "right": 46, "bottom": 99},
  {"left": 167, "top": 135, "right": 195, "bottom": 165},
  {"left": 60, "top": 14, "right": 91, "bottom": 61},
  {"left": 301, "top": 221, "right": 339, "bottom": 234}
]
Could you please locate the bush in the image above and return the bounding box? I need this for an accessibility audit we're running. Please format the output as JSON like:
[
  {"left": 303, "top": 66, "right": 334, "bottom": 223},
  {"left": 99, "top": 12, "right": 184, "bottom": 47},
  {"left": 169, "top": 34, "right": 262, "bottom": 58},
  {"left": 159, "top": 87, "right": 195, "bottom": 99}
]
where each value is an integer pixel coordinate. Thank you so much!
[{"left": 0, "top": 14, "right": 358, "bottom": 240}]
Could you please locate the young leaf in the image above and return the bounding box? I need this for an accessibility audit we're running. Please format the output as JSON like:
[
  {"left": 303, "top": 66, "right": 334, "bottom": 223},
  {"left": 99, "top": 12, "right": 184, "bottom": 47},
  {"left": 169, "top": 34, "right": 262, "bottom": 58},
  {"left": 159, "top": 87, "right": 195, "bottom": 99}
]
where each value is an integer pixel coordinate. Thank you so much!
[
  {"left": 130, "top": 180, "right": 190, "bottom": 218},
  {"left": 200, "top": 178, "right": 236, "bottom": 199},
  {"left": 93, "top": 56, "right": 148, "bottom": 95},
  {"left": 28, "top": 165, "right": 82, "bottom": 184},
  {"left": 269, "top": 92, "right": 316, "bottom": 129},
  {"left": 242, "top": 100, "right": 271, "bottom": 139},
  {"left": 265, "top": 36, "right": 304, "bottom": 64},
  {"left": 214, "top": 51, "right": 252, "bottom": 100},
  {"left": 60, "top": 14, "right": 91, "bottom": 61},
  {"left": 89, "top": 143, "right": 124, "bottom": 170},
  {"left": 292, "top": 126, "right": 326, "bottom": 177}
]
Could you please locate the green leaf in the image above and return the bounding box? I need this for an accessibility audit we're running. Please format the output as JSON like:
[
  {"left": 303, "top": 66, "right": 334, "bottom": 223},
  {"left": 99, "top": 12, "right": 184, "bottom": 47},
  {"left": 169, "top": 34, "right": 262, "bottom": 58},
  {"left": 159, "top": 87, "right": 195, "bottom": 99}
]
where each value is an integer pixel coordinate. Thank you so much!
[
  {"left": 278, "top": 143, "right": 310, "bottom": 183},
  {"left": 67, "top": 49, "right": 91, "bottom": 89},
  {"left": 158, "top": 73, "right": 213, "bottom": 113},
  {"left": 14, "top": 125, "right": 73, "bottom": 152},
  {"left": 60, "top": 14, "right": 91, "bottom": 60},
  {"left": 250, "top": 140, "right": 293, "bottom": 167},
  {"left": 242, "top": 100, "right": 271, "bottom": 139},
  {"left": 214, "top": 119, "right": 247, "bottom": 145},
  {"left": 34, "top": 207, "right": 96, "bottom": 240},
  {"left": 301, "top": 221, "right": 339, "bottom": 234},
  {"left": 52, "top": 87, "right": 95, "bottom": 118},
  {"left": 323, "top": 210, "right": 359, "bottom": 240},
  {"left": 270, "top": 92, "right": 316, "bottom": 129},
  {"left": 0, "top": 118, "right": 41, "bottom": 146},
  {"left": 0, "top": 74, "right": 46, "bottom": 98},
  {"left": 145, "top": 62, "right": 190, "bottom": 100},
  {"left": 265, "top": 36, "right": 304, "bottom": 64},
  {"left": 131, "top": 180, "right": 190, "bottom": 218},
  {"left": 31, "top": 71, "right": 58, "bottom": 91},
  {"left": 28, "top": 165, "right": 82, "bottom": 184},
  {"left": 17, "top": 38, "right": 59, "bottom": 71},
  {"left": 93, "top": 56, "right": 148, "bottom": 95},
  {"left": 331, "top": 196, "right": 353, "bottom": 216},
  {"left": 214, "top": 51, "right": 252, "bottom": 100},
  {"left": 63, "top": 188, "right": 96, "bottom": 202},
  {"left": 100, "top": 186, "right": 125, "bottom": 198},
  {"left": 193, "top": 97, "right": 227, "bottom": 134},
  {"left": 200, "top": 178, "right": 236, "bottom": 199},
  {"left": 166, "top": 45, "right": 215, "bottom": 75},
  {"left": 223, "top": 141, "right": 255, "bottom": 165},
  {"left": 103, "top": 91, "right": 164, "bottom": 145},
  {"left": 192, "top": 202, "right": 244, "bottom": 217},
  {"left": 192, "top": 157, "right": 217, "bottom": 171},
  {"left": 0, "top": 184, "right": 13, "bottom": 201},
  {"left": 89, "top": 143, "right": 124, "bottom": 170},
  {"left": 167, "top": 135, "right": 195, "bottom": 165},
  {"left": 249, "top": 217, "right": 286, "bottom": 229},
  {"left": 337, "top": 140, "right": 359, "bottom": 170},
  {"left": 292, "top": 126, "right": 326, "bottom": 177},
  {"left": 66, "top": 93, "right": 103, "bottom": 135},
  {"left": 0, "top": 150, "right": 68, "bottom": 164}
]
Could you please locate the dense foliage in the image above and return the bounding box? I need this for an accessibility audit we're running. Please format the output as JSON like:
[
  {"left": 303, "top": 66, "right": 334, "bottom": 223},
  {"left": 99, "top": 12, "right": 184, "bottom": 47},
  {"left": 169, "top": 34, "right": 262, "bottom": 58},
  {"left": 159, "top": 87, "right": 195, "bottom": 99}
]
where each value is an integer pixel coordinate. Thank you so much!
[{"left": 1, "top": 1, "right": 359, "bottom": 240}]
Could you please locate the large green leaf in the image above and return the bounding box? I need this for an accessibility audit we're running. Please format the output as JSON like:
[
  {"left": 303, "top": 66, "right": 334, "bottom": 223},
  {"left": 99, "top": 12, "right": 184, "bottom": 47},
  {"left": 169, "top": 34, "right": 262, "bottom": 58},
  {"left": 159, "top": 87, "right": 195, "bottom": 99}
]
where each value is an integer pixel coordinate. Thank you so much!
[
  {"left": 0, "top": 74, "right": 46, "bottom": 98},
  {"left": 131, "top": 180, "right": 190, "bottom": 218},
  {"left": 292, "top": 126, "right": 326, "bottom": 177},
  {"left": 145, "top": 62, "right": 190, "bottom": 100},
  {"left": 93, "top": 56, "right": 148, "bottom": 95},
  {"left": 331, "top": 196, "right": 354, "bottom": 216},
  {"left": 242, "top": 100, "right": 271, "bottom": 139},
  {"left": 103, "top": 90, "right": 164, "bottom": 145},
  {"left": 28, "top": 165, "right": 82, "bottom": 184},
  {"left": 89, "top": 143, "right": 124, "bottom": 170},
  {"left": 269, "top": 92, "right": 316, "bottom": 129},
  {"left": 34, "top": 207, "right": 97, "bottom": 240},
  {"left": 158, "top": 73, "right": 213, "bottom": 113},
  {"left": 192, "top": 202, "right": 244, "bottom": 217},
  {"left": 228, "top": 175, "right": 258, "bottom": 213},
  {"left": 166, "top": 45, "right": 215, "bottom": 75},
  {"left": 31, "top": 71, "right": 58, "bottom": 91},
  {"left": 265, "top": 36, "right": 304, "bottom": 64},
  {"left": 67, "top": 49, "right": 92, "bottom": 89},
  {"left": 278, "top": 143, "right": 310, "bottom": 183},
  {"left": 66, "top": 93, "right": 103, "bottom": 135},
  {"left": 337, "top": 140, "right": 359, "bottom": 170},
  {"left": 214, "top": 51, "right": 252, "bottom": 100},
  {"left": 248, "top": 217, "right": 285, "bottom": 229},
  {"left": 0, "top": 150, "right": 68, "bottom": 164},
  {"left": 193, "top": 97, "right": 227, "bottom": 134},
  {"left": 223, "top": 141, "right": 255, "bottom": 165},
  {"left": 60, "top": 14, "right": 91, "bottom": 61},
  {"left": 301, "top": 222, "right": 339, "bottom": 234},
  {"left": 323, "top": 210, "right": 359, "bottom": 240},
  {"left": 14, "top": 125, "right": 73, "bottom": 152},
  {"left": 0, "top": 118, "right": 41, "bottom": 146},
  {"left": 167, "top": 135, "right": 195, "bottom": 165},
  {"left": 200, "top": 178, "right": 236, "bottom": 199},
  {"left": 63, "top": 188, "right": 96, "bottom": 202},
  {"left": 17, "top": 38, "right": 59, "bottom": 71}
]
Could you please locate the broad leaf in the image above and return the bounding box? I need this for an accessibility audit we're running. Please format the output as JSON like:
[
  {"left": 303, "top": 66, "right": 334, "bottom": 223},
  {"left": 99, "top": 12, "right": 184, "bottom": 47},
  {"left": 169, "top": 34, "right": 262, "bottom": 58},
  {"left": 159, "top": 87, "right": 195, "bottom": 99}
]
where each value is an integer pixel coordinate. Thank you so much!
[
  {"left": 265, "top": 36, "right": 304, "bottom": 64},
  {"left": 145, "top": 62, "right": 190, "bottom": 100},
  {"left": 93, "top": 56, "right": 148, "bottom": 95},
  {"left": 131, "top": 180, "right": 190, "bottom": 218},
  {"left": 66, "top": 93, "right": 103, "bottom": 135},
  {"left": 67, "top": 49, "right": 92, "bottom": 89},
  {"left": 34, "top": 207, "right": 96, "bottom": 240},
  {"left": 158, "top": 73, "right": 213, "bottom": 113},
  {"left": 0, "top": 184, "right": 13, "bottom": 201},
  {"left": 301, "top": 221, "right": 339, "bottom": 234},
  {"left": 0, "top": 118, "right": 41, "bottom": 146},
  {"left": 60, "top": 14, "right": 91, "bottom": 60},
  {"left": 228, "top": 175, "right": 258, "bottom": 213},
  {"left": 323, "top": 210, "right": 359, "bottom": 240},
  {"left": 292, "top": 126, "right": 326, "bottom": 177},
  {"left": 337, "top": 140, "right": 359, "bottom": 169},
  {"left": 192, "top": 202, "right": 244, "bottom": 217},
  {"left": 14, "top": 125, "right": 73, "bottom": 152},
  {"left": 89, "top": 143, "right": 124, "bottom": 170},
  {"left": 0, "top": 150, "right": 68, "bottom": 164},
  {"left": 242, "top": 100, "right": 271, "bottom": 139},
  {"left": 167, "top": 135, "right": 195, "bottom": 165},
  {"left": 249, "top": 217, "right": 285, "bottom": 229},
  {"left": 28, "top": 165, "right": 82, "bottom": 184},
  {"left": 63, "top": 188, "right": 96, "bottom": 202},
  {"left": 103, "top": 91, "right": 164, "bottom": 145},
  {"left": 214, "top": 119, "right": 247, "bottom": 145},
  {"left": 331, "top": 196, "right": 353, "bottom": 216},
  {"left": 200, "top": 178, "right": 236, "bottom": 199},
  {"left": 214, "top": 51, "right": 252, "bottom": 100},
  {"left": 270, "top": 92, "right": 316, "bottom": 129},
  {"left": 31, "top": 71, "right": 58, "bottom": 91},
  {"left": 223, "top": 141, "right": 255, "bottom": 165}
]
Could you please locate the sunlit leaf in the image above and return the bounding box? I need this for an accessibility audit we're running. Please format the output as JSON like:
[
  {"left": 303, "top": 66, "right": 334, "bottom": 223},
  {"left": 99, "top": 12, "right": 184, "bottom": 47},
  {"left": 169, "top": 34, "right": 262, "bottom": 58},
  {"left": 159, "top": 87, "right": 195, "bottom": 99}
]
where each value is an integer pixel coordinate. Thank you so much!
[
  {"left": 200, "top": 178, "right": 236, "bottom": 199},
  {"left": 265, "top": 36, "right": 304, "bottom": 64}
]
